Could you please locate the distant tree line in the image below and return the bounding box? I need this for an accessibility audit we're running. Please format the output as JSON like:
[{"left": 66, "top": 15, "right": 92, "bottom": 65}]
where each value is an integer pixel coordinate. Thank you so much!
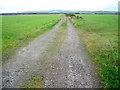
[{"left": 65, "top": 14, "right": 84, "bottom": 19}]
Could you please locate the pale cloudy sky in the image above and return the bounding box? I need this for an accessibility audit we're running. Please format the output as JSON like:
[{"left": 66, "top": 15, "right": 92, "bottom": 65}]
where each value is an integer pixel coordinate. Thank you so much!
[{"left": 0, "top": 0, "right": 119, "bottom": 13}]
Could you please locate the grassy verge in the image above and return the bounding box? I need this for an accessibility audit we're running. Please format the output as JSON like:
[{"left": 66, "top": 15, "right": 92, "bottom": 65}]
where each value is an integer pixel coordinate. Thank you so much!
[
  {"left": 23, "top": 17, "right": 67, "bottom": 88},
  {"left": 2, "top": 14, "right": 62, "bottom": 60},
  {"left": 70, "top": 14, "right": 118, "bottom": 88}
]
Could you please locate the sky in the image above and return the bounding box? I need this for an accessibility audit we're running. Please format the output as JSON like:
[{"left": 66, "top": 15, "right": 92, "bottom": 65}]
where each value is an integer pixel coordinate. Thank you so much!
[{"left": 0, "top": 0, "right": 119, "bottom": 13}]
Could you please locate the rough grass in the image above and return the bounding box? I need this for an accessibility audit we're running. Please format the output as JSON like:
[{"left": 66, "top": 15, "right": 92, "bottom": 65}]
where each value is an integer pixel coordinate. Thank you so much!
[
  {"left": 48, "top": 18, "right": 67, "bottom": 54},
  {"left": 70, "top": 14, "right": 118, "bottom": 88},
  {"left": 2, "top": 14, "right": 62, "bottom": 60}
]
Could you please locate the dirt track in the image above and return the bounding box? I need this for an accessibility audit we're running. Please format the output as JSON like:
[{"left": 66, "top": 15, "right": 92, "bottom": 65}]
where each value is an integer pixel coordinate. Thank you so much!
[{"left": 2, "top": 17, "right": 101, "bottom": 88}]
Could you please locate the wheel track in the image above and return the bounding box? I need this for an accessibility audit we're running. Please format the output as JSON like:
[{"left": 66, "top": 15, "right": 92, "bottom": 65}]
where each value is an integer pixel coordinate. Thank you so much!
[
  {"left": 2, "top": 17, "right": 65, "bottom": 88},
  {"left": 43, "top": 19, "right": 101, "bottom": 88}
]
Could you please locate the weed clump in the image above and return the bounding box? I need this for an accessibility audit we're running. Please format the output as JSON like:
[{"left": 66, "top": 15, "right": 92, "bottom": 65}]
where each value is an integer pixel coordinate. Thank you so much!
[{"left": 25, "top": 76, "right": 43, "bottom": 88}]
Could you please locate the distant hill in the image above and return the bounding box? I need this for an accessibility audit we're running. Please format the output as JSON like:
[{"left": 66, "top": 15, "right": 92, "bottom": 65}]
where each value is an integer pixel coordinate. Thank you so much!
[
  {"left": 21, "top": 10, "right": 118, "bottom": 14},
  {"left": 1, "top": 10, "right": 118, "bottom": 15}
]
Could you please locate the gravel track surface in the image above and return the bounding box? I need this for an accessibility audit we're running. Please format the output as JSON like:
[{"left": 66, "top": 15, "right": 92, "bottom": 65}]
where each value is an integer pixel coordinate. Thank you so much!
[{"left": 2, "top": 17, "right": 101, "bottom": 88}]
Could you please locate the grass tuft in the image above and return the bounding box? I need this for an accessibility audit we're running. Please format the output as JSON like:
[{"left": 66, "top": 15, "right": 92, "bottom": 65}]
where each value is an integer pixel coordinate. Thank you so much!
[{"left": 24, "top": 76, "right": 43, "bottom": 88}]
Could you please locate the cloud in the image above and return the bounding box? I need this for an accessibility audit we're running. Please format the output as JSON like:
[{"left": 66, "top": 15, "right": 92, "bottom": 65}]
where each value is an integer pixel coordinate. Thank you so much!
[{"left": 0, "top": 0, "right": 119, "bottom": 12}]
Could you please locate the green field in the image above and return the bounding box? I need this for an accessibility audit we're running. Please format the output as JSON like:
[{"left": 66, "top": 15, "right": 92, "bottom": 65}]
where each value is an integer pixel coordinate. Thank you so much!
[
  {"left": 2, "top": 14, "right": 62, "bottom": 60},
  {"left": 70, "top": 14, "right": 118, "bottom": 88}
]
